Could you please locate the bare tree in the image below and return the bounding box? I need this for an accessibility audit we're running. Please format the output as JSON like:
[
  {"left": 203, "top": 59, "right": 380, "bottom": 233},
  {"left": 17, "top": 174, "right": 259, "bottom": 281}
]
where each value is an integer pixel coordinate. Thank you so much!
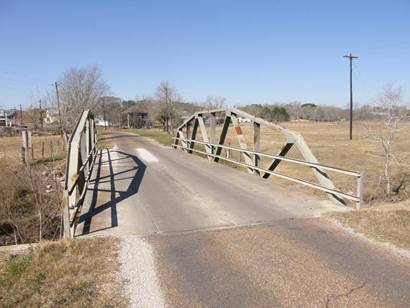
[
  {"left": 369, "top": 85, "right": 407, "bottom": 195},
  {"left": 155, "top": 81, "right": 178, "bottom": 133},
  {"left": 96, "top": 96, "right": 123, "bottom": 127},
  {"left": 203, "top": 96, "right": 226, "bottom": 109},
  {"left": 56, "top": 65, "right": 109, "bottom": 128}
]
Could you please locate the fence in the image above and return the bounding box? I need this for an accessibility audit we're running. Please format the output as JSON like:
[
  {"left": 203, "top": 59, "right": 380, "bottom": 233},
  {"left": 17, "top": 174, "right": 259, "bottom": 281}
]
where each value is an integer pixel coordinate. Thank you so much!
[
  {"left": 20, "top": 130, "right": 66, "bottom": 165},
  {"left": 63, "top": 110, "right": 98, "bottom": 238}
]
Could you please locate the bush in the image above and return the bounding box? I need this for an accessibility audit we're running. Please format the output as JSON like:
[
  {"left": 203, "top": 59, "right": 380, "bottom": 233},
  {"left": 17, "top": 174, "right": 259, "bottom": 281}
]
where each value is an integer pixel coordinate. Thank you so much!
[
  {"left": 256, "top": 106, "right": 290, "bottom": 122},
  {"left": 0, "top": 162, "right": 63, "bottom": 245}
]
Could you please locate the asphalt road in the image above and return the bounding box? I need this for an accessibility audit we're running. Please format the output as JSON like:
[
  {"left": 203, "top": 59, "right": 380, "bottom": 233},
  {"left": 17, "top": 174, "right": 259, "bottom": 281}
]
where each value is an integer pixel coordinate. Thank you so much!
[{"left": 76, "top": 132, "right": 410, "bottom": 307}]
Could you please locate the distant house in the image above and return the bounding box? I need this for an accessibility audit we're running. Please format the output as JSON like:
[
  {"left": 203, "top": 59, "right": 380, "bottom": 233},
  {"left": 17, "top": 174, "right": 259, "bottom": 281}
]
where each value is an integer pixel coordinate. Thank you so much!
[
  {"left": 44, "top": 109, "right": 59, "bottom": 124},
  {"left": 0, "top": 109, "right": 18, "bottom": 127},
  {"left": 0, "top": 109, "right": 11, "bottom": 127},
  {"left": 122, "top": 106, "right": 150, "bottom": 128},
  {"left": 95, "top": 118, "right": 110, "bottom": 127}
]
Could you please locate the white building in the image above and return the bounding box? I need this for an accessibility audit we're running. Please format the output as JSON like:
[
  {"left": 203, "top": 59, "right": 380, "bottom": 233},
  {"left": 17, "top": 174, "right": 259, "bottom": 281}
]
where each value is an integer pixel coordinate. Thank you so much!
[
  {"left": 44, "top": 109, "right": 59, "bottom": 124},
  {"left": 238, "top": 117, "right": 251, "bottom": 123},
  {"left": 0, "top": 109, "right": 12, "bottom": 127},
  {"left": 95, "top": 118, "right": 110, "bottom": 127}
]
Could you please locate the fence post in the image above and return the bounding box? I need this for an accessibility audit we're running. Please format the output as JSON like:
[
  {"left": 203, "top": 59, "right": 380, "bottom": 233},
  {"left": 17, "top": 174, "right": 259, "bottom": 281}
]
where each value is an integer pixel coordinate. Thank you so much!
[
  {"left": 21, "top": 129, "right": 31, "bottom": 166},
  {"left": 50, "top": 140, "right": 54, "bottom": 159}
]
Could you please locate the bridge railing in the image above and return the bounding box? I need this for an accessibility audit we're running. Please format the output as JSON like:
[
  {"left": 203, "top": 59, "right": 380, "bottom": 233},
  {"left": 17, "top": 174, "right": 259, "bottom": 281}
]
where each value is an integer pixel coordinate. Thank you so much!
[
  {"left": 63, "top": 110, "right": 98, "bottom": 238},
  {"left": 172, "top": 137, "right": 363, "bottom": 209}
]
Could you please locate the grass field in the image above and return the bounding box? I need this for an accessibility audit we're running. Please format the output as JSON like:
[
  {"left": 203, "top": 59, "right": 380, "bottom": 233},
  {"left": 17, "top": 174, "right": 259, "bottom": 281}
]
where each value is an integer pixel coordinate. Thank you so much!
[{"left": 0, "top": 134, "right": 65, "bottom": 166}]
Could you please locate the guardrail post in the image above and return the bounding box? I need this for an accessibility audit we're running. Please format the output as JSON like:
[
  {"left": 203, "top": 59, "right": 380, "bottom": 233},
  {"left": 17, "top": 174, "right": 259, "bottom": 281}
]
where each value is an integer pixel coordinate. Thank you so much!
[{"left": 356, "top": 172, "right": 364, "bottom": 209}]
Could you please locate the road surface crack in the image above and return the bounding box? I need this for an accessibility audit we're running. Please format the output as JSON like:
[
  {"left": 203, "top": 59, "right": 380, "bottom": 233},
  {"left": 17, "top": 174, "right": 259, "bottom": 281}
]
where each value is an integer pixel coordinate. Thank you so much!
[{"left": 325, "top": 282, "right": 366, "bottom": 307}]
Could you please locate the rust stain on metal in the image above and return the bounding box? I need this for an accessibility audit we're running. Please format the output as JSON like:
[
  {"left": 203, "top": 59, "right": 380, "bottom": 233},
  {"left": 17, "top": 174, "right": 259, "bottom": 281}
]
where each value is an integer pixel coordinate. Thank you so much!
[
  {"left": 235, "top": 126, "right": 242, "bottom": 135},
  {"left": 71, "top": 174, "right": 78, "bottom": 182}
]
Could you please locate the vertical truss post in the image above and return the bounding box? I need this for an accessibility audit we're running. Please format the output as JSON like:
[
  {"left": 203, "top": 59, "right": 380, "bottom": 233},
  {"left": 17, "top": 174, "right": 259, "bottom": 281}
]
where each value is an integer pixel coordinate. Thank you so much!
[
  {"left": 253, "top": 121, "right": 261, "bottom": 175},
  {"left": 210, "top": 112, "right": 216, "bottom": 155},
  {"left": 230, "top": 113, "right": 253, "bottom": 173},
  {"left": 186, "top": 121, "right": 190, "bottom": 147},
  {"left": 188, "top": 117, "right": 198, "bottom": 154}
]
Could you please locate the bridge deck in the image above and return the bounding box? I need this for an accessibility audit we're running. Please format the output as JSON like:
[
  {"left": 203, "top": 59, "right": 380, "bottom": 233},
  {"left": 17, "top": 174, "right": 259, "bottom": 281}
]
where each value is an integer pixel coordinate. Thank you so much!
[{"left": 75, "top": 132, "right": 345, "bottom": 237}]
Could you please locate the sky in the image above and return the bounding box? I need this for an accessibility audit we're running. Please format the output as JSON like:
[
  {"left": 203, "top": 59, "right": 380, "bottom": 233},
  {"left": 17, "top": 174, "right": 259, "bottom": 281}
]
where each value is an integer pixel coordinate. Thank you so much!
[{"left": 0, "top": 0, "right": 409, "bottom": 108}]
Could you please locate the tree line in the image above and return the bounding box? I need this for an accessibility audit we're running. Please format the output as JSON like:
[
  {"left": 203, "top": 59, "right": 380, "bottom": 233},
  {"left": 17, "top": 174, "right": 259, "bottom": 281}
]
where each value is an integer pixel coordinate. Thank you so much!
[{"left": 27, "top": 64, "right": 408, "bottom": 134}]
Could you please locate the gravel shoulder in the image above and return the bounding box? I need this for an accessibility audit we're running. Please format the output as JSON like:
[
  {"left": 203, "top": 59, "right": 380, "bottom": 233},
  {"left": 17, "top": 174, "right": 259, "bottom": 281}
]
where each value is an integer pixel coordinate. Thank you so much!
[{"left": 119, "top": 236, "right": 165, "bottom": 308}]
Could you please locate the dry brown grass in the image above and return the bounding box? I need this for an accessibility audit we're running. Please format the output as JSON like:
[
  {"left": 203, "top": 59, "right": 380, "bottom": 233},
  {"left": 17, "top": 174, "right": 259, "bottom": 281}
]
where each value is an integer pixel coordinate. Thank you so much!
[
  {"left": 329, "top": 201, "right": 410, "bottom": 250},
  {"left": 204, "top": 120, "right": 410, "bottom": 204},
  {"left": 0, "top": 159, "right": 65, "bottom": 246},
  {"left": 0, "top": 237, "right": 127, "bottom": 307},
  {"left": 0, "top": 134, "right": 67, "bottom": 246},
  {"left": 0, "top": 134, "right": 65, "bottom": 166}
]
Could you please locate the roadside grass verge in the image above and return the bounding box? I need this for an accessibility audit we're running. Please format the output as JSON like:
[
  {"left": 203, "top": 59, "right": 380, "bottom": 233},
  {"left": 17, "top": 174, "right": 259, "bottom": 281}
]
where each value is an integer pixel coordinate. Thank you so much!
[
  {"left": 329, "top": 202, "right": 410, "bottom": 250},
  {"left": 0, "top": 237, "right": 126, "bottom": 307}
]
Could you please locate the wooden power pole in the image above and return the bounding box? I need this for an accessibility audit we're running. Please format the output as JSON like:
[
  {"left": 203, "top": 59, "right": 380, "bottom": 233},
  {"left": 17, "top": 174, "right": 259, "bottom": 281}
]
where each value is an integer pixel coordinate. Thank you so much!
[
  {"left": 54, "top": 82, "right": 63, "bottom": 130},
  {"left": 344, "top": 53, "right": 358, "bottom": 140}
]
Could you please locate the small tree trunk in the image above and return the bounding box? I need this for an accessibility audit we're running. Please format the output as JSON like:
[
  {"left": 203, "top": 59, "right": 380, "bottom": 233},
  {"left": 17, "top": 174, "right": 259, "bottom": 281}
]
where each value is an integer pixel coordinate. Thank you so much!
[{"left": 384, "top": 153, "right": 391, "bottom": 194}]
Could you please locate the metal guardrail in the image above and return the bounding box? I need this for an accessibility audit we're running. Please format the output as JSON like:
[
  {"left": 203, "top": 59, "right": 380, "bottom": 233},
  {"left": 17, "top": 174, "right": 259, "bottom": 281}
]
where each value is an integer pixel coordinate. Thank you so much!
[
  {"left": 63, "top": 110, "right": 98, "bottom": 238},
  {"left": 173, "top": 137, "right": 364, "bottom": 208}
]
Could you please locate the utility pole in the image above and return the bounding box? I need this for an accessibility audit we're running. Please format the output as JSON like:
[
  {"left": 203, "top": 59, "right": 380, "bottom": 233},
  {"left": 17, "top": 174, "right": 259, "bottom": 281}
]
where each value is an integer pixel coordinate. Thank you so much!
[
  {"left": 19, "top": 104, "right": 23, "bottom": 126},
  {"left": 344, "top": 53, "right": 358, "bottom": 140},
  {"left": 39, "top": 99, "right": 43, "bottom": 129},
  {"left": 54, "top": 82, "right": 62, "bottom": 130}
]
